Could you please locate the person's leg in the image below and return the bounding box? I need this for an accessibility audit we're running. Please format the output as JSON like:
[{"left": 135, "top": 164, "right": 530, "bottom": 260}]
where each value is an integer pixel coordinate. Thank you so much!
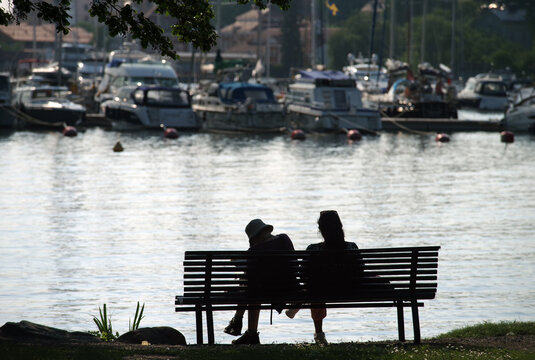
[
  {"left": 247, "top": 308, "right": 261, "bottom": 332},
  {"left": 224, "top": 307, "right": 245, "bottom": 336},
  {"left": 311, "top": 306, "right": 328, "bottom": 345},
  {"left": 232, "top": 305, "right": 261, "bottom": 345},
  {"left": 311, "top": 307, "right": 326, "bottom": 333}
]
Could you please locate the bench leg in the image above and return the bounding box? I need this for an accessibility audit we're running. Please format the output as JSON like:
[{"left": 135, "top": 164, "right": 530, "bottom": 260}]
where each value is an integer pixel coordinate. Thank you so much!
[
  {"left": 396, "top": 300, "right": 405, "bottom": 342},
  {"left": 206, "top": 304, "right": 215, "bottom": 345},
  {"left": 411, "top": 300, "right": 421, "bottom": 344},
  {"left": 195, "top": 304, "right": 203, "bottom": 345}
]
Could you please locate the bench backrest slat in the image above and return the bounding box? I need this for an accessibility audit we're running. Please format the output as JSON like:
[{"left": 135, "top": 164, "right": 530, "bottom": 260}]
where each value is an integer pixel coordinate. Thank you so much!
[{"left": 179, "top": 246, "right": 440, "bottom": 305}]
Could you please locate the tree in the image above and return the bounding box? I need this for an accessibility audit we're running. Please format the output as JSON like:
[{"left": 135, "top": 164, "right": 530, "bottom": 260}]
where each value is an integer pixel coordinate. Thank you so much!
[{"left": 0, "top": 0, "right": 292, "bottom": 59}]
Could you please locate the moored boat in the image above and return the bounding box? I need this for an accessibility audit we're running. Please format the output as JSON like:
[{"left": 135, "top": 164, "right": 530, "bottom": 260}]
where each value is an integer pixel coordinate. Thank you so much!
[
  {"left": 502, "top": 87, "right": 535, "bottom": 133},
  {"left": 100, "top": 85, "right": 199, "bottom": 130},
  {"left": 284, "top": 70, "right": 381, "bottom": 133},
  {"left": 457, "top": 74, "right": 509, "bottom": 111},
  {"left": 192, "top": 81, "right": 286, "bottom": 133},
  {"left": 12, "top": 85, "right": 86, "bottom": 128}
]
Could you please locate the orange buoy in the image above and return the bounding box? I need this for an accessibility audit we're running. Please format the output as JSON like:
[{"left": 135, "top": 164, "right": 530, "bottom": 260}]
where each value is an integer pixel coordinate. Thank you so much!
[
  {"left": 291, "top": 129, "right": 306, "bottom": 140},
  {"left": 500, "top": 131, "right": 514, "bottom": 143},
  {"left": 163, "top": 127, "right": 179, "bottom": 139},
  {"left": 435, "top": 133, "right": 450, "bottom": 143},
  {"left": 62, "top": 126, "right": 77, "bottom": 137},
  {"left": 347, "top": 129, "right": 362, "bottom": 141}
]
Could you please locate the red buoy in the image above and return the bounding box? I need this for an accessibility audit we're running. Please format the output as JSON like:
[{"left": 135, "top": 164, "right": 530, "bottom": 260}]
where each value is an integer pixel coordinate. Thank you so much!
[
  {"left": 163, "top": 127, "right": 179, "bottom": 139},
  {"left": 500, "top": 131, "right": 514, "bottom": 143},
  {"left": 435, "top": 133, "right": 450, "bottom": 142},
  {"left": 62, "top": 126, "right": 77, "bottom": 137},
  {"left": 347, "top": 129, "right": 362, "bottom": 141},
  {"left": 291, "top": 129, "right": 306, "bottom": 140}
]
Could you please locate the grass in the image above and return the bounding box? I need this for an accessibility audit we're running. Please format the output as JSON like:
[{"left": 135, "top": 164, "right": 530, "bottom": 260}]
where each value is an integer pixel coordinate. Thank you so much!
[
  {"left": 1, "top": 321, "right": 534, "bottom": 360},
  {"left": 435, "top": 321, "right": 535, "bottom": 338}
]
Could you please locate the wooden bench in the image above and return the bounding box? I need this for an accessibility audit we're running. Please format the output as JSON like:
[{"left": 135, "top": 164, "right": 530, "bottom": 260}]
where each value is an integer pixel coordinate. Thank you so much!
[{"left": 175, "top": 246, "right": 440, "bottom": 344}]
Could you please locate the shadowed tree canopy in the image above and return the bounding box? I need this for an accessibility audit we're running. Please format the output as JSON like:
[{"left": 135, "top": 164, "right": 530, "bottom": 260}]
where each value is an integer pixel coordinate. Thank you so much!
[{"left": 0, "top": 0, "right": 292, "bottom": 59}]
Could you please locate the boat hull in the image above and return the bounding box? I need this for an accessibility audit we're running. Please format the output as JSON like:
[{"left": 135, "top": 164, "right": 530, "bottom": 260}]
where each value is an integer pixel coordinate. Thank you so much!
[
  {"left": 0, "top": 105, "right": 17, "bottom": 129},
  {"left": 286, "top": 105, "right": 381, "bottom": 133},
  {"left": 503, "top": 106, "right": 535, "bottom": 133},
  {"left": 195, "top": 107, "right": 287, "bottom": 133},
  {"left": 20, "top": 107, "right": 85, "bottom": 128}
]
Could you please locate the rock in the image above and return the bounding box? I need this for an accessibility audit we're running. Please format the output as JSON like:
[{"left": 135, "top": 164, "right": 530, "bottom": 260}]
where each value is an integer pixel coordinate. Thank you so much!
[
  {"left": 0, "top": 320, "right": 101, "bottom": 343},
  {"left": 116, "top": 327, "right": 186, "bottom": 345}
]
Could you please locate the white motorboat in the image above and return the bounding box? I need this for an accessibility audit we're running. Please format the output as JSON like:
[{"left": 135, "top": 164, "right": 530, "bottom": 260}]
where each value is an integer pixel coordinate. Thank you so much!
[
  {"left": 457, "top": 74, "right": 509, "bottom": 111},
  {"left": 100, "top": 85, "right": 200, "bottom": 130},
  {"left": 12, "top": 85, "right": 86, "bottom": 128},
  {"left": 343, "top": 60, "right": 388, "bottom": 95},
  {"left": 503, "top": 87, "right": 535, "bottom": 133},
  {"left": 95, "top": 61, "right": 180, "bottom": 107},
  {"left": 284, "top": 70, "right": 381, "bottom": 133},
  {"left": 192, "top": 81, "right": 286, "bottom": 132}
]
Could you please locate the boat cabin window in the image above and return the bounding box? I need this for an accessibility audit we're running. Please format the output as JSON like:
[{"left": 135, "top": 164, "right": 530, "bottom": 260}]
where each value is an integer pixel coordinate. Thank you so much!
[
  {"left": 31, "top": 89, "right": 68, "bottom": 99},
  {"left": 221, "top": 87, "right": 274, "bottom": 103},
  {"left": 135, "top": 89, "right": 190, "bottom": 107},
  {"left": 146, "top": 89, "right": 190, "bottom": 107},
  {"left": 129, "top": 77, "right": 178, "bottom": 87},
  {"left": 477, "top": 82, "right": 506, "bottom": 96}
]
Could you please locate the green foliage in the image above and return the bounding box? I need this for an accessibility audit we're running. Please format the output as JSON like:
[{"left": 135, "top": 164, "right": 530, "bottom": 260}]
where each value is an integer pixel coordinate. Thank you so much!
[
  {"left": 92, "top": 304, "right": 118, "bottom": 342},
  {"left": 327, "top": 0, "right": 535, "bottom": 78},
  {"left": 92, "top": 302, "right": 146, "bottom": 341},
  {"left": 0, "top": 0, "right": 293, "bottom": 59},
  {"left": 129, "top": 302, "right": 145, "bottom": 332},
  {"left": 328, "top": 12, "right": 374, "bottom": 69}
]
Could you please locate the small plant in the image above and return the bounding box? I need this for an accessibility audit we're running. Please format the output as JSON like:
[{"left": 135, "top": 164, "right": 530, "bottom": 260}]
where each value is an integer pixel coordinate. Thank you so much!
[
  {"left": 92, "top": 304, "right": 119, "bottom": 342},
  {"left": 129, "top": 301, "right": 145, "bottom": 331}
]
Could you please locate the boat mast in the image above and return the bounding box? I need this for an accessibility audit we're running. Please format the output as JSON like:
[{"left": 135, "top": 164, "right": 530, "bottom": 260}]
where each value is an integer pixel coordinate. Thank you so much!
[
  {"left": 389, "top": 0, "right": 395, "bottom": 59},
  {"left": 368, "top": 0, "right": 379, "bottom": 75},
  {"left": 450, "top": 0, "right": 456, "bottom": 77},
  {"left": 421, "top": 0, "right": 427, "bottom": 64},
  {"left": 407, "top": 0, "right": 412, "bottom": 66},
  {"left": 311, "top": 0, "right": 316, "bottom": 67}
]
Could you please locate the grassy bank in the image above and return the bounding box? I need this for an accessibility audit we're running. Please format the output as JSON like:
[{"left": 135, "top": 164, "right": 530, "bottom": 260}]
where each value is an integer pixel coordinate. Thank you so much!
[{"left": 1, "top": 321, "right": 534, "bottom": 360}]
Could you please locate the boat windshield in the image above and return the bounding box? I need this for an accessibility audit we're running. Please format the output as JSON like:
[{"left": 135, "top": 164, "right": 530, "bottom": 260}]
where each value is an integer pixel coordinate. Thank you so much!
[
  {"left": 136, "top": 89, "right": 190, "bottom": 107},
  {"left": 32, "top": 89, "right": 70, "bottom": 100},
  {"left": 128, "top": 77, "right": 179, "bottom": 87},
  {"left": 477, "top": 82, "right": 506, "bottom": 96}
]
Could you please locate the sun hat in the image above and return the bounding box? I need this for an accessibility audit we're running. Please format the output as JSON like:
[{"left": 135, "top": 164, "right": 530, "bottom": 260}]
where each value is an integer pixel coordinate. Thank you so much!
[{"left": 245, "top": 219, "right": 274, "bottom": 241}]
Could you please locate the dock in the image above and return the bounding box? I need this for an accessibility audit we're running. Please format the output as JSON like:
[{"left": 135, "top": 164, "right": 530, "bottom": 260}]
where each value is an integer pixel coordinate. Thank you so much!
[
  {"left": 83, "top": 113, "right": 111, "bottom": 128},
  {"left": 80, "top": 114, "right": 502, "bottom": 134},
  {"left": 381, "top": 118, "right": 502, "bottom": 133}
]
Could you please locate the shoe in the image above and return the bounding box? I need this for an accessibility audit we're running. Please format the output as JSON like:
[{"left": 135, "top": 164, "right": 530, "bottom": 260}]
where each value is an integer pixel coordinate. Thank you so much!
[
  {"left": 224, "top": 317, "right": 242, "bottom": 336},
  {"left": 285, "top": 308, "right": 300, "bottom": 319},
  {"left": 232, "top": 330, "right": 260, "bottom": 345},
  {"left": 314, "top": 331, "right": 328, "bottom": 346}
]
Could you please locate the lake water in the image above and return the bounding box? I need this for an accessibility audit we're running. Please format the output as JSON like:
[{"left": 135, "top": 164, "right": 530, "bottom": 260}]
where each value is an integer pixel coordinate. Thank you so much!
[{"left": 0, "top": 127, "right": 534, "bottom": 345}]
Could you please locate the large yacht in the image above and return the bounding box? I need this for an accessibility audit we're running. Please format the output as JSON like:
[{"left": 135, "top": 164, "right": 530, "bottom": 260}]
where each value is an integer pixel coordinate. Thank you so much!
[
  {"left": 191, "top": 81, "right": 286, "bottom": 133},
  {"left": 284, "top": 70, "right": 381, "bottom": 133}
]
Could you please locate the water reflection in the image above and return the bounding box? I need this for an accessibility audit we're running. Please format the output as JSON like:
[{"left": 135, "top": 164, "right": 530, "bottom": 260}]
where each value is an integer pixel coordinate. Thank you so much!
[{"left": 0, "top": 129, "right": 534, "bottom": 344}]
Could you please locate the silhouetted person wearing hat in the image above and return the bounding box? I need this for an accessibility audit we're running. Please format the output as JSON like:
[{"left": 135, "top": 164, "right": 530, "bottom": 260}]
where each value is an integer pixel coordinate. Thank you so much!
[{"left": 225, "top": 218, "right": 295, "bottom": 345}]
